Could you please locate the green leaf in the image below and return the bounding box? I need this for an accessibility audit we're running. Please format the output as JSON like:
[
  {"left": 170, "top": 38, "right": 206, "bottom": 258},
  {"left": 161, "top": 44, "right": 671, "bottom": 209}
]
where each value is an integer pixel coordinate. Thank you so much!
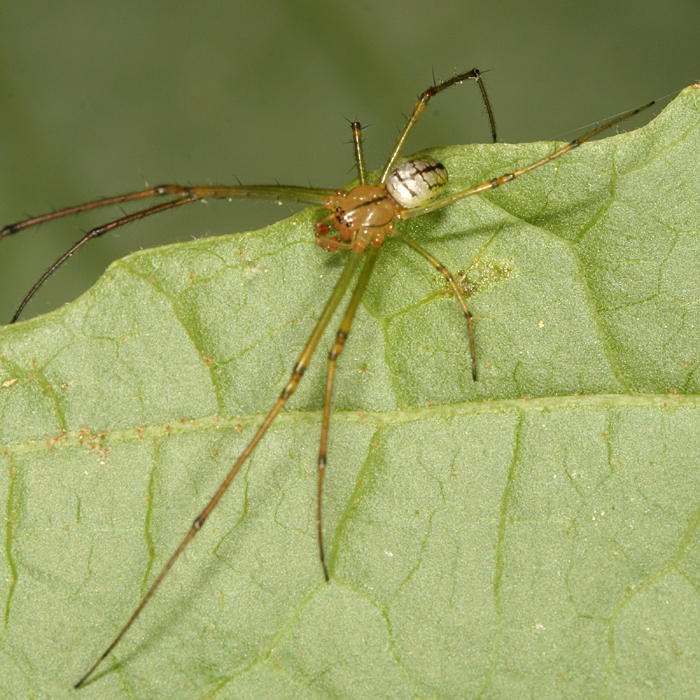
[{"left": 0, "top": 86, "right": 698, "bottom": 698}]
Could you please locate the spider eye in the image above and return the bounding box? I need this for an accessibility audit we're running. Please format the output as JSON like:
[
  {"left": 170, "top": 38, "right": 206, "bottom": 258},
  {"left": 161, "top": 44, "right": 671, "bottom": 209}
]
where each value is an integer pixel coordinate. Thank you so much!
[{"left": 385, "top": 157, "right": 448, "bottom": 209}]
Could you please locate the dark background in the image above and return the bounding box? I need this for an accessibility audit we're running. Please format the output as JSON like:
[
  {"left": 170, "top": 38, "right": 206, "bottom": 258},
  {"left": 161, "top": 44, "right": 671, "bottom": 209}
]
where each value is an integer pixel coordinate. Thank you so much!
[{"left": 1, "top": 0, "right": 697, "bottom": 322}]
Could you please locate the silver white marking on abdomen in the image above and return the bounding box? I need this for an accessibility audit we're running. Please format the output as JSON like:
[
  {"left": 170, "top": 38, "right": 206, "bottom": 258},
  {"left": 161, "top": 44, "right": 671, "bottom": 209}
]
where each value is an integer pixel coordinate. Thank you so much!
[{"left": 385, "top": 156, "right": 448, "bottom": 209}]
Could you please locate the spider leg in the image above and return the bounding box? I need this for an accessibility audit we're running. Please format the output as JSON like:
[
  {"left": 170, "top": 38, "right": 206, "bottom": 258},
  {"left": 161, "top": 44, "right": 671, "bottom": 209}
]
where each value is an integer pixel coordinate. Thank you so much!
[
  {"left": 394, "top": 235, "right": 476, "bottom": 381},
  {"left": 380, "top": 67, "right": 497, "bottom": 183},
  {"left": 0, "top": 184, "right": 336, "bottom": 239},
  {"left": 317, "top": 244, "right": 379, "bottom": 580},
  {"left": 350, "top": 121, "right": 367, "bottom": 184},
  {"left": 399, "top": 99, "right": 657, "bottom": 220},
  {"left": 74, "top": 249, "right": 365, "bottom": 689},
  {"left": 10, "top": 197, "right": 192, "bottom": 322},
  {"left": 5, "top": 184, "right": 336, "bottom": 322}
]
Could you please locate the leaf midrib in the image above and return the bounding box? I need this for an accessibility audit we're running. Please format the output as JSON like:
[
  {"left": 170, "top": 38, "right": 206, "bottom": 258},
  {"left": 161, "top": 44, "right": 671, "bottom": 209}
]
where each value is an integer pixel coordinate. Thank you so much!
[{"left": 2, "top": 392, "right": 694, "bottom": 455}]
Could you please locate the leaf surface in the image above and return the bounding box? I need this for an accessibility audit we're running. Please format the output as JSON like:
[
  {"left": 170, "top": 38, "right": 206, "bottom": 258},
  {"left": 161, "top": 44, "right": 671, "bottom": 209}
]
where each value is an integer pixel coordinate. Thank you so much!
[{"left": 0, "top": 86, "right": 698, "bottom": 698}]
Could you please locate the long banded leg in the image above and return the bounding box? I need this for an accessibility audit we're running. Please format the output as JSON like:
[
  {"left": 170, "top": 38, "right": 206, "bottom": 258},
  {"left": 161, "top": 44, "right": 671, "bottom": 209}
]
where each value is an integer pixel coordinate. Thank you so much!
[
  {"left": 1, "top": 184, "right": 336, "bottom": 239},
  {"left": 4, "top": 184, "right": 336, "bottom": 322},
  {"left": 317, "top": 244, "right": 379, "bottom": 580},
  {"left": 394, "top": 235, "right": 477, "bottom": 381},
  {"left": 11, "top": 198, "right": 191, "bottom": 322},
  {"left": 380, "top": 68, "right": 497, "bottom": 183},
  {"left": 73, "top": 250, "right": 365, "bottom": 689},
  {"left": 399, "top": 99, "right": 658, "bottom": 220}
]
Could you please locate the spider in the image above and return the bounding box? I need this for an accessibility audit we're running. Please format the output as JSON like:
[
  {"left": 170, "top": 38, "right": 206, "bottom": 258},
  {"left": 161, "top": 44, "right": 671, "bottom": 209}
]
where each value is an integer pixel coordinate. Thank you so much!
[{"left": 0, "top": 69, "right": 657, "bottom": 689}]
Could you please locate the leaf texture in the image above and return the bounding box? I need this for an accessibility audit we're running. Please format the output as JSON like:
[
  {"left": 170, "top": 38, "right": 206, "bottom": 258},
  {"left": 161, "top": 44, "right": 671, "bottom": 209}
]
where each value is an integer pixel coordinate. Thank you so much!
[{"left": 0, "top": 86, "right": 698, "bottom": 698}]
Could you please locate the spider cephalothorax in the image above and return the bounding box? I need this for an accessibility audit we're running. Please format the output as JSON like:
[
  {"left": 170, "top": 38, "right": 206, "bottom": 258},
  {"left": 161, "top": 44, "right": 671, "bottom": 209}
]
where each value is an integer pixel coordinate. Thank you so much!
[{"left": 315, "top": 156, "right": 448, "bottom": 251}]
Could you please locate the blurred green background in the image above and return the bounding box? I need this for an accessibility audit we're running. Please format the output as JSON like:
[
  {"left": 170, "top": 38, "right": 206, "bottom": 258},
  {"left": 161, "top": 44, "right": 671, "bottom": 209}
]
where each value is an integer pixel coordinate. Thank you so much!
[{"left": 1, "top": 0, "right": 697, "bottom": 322}]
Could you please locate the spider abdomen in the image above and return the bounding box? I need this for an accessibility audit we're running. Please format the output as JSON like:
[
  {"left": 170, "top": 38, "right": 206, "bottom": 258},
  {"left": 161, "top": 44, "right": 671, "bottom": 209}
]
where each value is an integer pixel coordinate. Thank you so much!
[{"left": 385, "top": 156, "right": 448, "bottom": 209}]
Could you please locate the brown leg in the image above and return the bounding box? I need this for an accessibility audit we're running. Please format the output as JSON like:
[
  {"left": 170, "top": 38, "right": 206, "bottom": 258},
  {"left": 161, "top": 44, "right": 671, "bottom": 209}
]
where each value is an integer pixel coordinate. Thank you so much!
[
  {"left": 317, "top": 245, "right": 380, "bottom": 580},
  {"left": 4, "top": 183, "right": 336, "bottom": 322},
  {"left": 399, "top": 99, "right": 657, "bottom": 220},
  {"left": 74, "top": 250, "right": 365, "bottom": 688},
  {"left": 394, "top": 235, "right": 477, "bottom": 380}
]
